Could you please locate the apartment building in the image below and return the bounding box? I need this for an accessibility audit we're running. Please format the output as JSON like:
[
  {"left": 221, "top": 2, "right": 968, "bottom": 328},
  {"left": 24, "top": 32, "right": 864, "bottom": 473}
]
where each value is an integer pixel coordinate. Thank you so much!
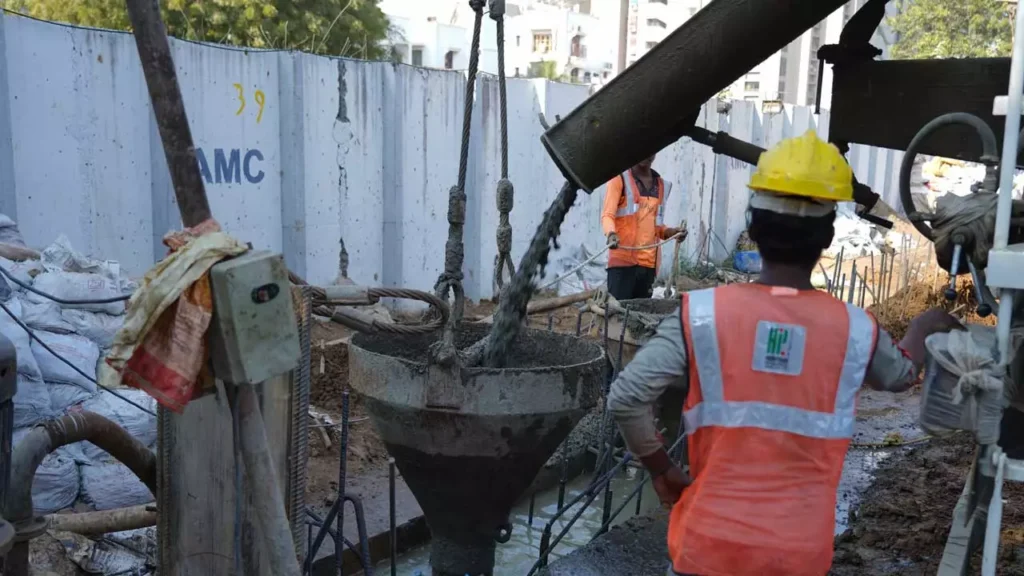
[{"left": 729, "top": 0, "right": 899, "bottom": 109}]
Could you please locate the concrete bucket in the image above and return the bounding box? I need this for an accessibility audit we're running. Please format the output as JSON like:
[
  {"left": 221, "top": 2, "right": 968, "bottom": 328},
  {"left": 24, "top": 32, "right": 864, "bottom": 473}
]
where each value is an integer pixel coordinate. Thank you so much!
[{"left": 348, "top": 324, "right": 604, "bottom": 575}]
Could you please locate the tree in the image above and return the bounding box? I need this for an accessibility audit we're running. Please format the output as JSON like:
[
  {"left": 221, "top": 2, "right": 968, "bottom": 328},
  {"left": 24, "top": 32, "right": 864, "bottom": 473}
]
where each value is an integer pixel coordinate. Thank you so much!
[
  {"left": 8, "top": 0, "right": 392, "bottom": 59},
  {"left": 888, "top": 0, "right": 1014, "bottom": 59}
]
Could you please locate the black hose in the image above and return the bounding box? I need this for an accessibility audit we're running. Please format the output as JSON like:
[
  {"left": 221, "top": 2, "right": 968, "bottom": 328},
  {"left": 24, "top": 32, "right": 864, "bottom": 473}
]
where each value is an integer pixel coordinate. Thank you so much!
[
  {"left": 898, "top": 112, "right": 1000, "bottom": 240},
  {"left": 4, "top": 411, "right": 156, "bottom": 575}
]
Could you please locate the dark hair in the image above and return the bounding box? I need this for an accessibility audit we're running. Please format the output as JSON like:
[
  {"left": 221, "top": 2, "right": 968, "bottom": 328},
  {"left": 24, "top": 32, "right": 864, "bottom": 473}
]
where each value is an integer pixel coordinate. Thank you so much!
[{"left": 747, "top": 207, "right": 836, "bottom": 267}]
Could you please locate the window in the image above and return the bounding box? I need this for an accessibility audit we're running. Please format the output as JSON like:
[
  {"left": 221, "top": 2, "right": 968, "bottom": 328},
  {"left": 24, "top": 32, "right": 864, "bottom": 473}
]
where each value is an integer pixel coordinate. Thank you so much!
[
  {"left": 514, "top": 67, "right": 520, "bottom": 77},
  {"left": 411, "top": 47, "right": 423, "bottom": 66},
  {"left": 689, "top": 8, "right": 697, "bottom": 16},
  {"left": 649, "top": 0, "right": 667, "bottom": 4},
  {"left": 516, "top": 35, "right": 521, "bottom": 47},
  {"left": 744, "top": 81, "right": 760, "bottom": 92},
  {"left": 646, "top": 18, "right": 667, "bottom": 29},
  {"left": 571, "top": 35, "right": 584, "bottom": 57},
  {"left": 533, "top": 32, "right": 552, "bottom": 53},
  {"left": 444, "top": 50, "right": 455, "bottom": 69},
  {"left": 646, "top": 41, "right": 658, "bottom": 49},
  {"left": 779, "top": 57, "right": 787, "bottom": 75}
]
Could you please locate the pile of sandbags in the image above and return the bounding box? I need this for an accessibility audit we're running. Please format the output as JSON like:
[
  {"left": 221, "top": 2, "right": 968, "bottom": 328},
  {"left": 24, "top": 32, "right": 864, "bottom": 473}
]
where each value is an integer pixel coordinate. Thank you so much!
[{"left": 2, "top": 216, "right": 157, "bottom": 514}]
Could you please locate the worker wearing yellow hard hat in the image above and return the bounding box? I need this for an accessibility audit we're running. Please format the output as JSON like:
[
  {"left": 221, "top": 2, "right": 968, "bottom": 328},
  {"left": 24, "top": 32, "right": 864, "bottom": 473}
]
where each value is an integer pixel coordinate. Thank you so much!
[{"left": 605, "top": 130, "right": 962, "bottom": 576}]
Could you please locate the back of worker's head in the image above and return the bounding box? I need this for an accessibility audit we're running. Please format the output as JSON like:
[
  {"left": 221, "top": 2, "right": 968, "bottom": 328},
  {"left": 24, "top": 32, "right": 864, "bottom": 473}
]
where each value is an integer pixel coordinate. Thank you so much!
[{"left": 745, "top": 130, "right": 851, "bottom": 269}]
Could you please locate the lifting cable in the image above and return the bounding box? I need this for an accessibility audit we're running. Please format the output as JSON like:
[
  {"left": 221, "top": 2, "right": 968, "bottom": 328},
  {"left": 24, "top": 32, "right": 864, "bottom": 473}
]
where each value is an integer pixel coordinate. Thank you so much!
[
  {"left": 433, "top": 0, "right": 487, "bottom": 330},
  {"left": 492, "top": 0, "right": 516, "bottom": 299}
]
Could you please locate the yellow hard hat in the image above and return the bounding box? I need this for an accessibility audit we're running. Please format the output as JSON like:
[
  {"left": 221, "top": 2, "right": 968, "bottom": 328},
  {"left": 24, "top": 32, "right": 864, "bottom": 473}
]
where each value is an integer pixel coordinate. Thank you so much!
[{"left": 747, "top": 130, "right": 854, "bottom": 202}]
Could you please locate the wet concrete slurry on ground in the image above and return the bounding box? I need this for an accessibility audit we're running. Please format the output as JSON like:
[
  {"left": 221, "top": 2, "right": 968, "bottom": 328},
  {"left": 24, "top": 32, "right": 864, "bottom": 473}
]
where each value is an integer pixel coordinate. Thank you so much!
[
  {"left": 375, "top": 466, "right": 660, "bottom": 575},
  {"left": 538, "top": 388, "right": 926, "bottom": 574}
]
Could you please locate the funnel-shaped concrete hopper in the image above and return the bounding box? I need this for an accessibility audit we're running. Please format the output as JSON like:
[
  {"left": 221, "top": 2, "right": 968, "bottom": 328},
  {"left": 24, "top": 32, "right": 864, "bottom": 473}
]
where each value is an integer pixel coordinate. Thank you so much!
[{"left": 349, "top": 325, "right": 604, "bottom": 575}]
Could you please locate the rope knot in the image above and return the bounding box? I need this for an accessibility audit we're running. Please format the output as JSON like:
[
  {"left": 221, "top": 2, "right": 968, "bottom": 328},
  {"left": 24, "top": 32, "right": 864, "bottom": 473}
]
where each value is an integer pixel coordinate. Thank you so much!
[
  {"left": 496, "top": 179, "right": 514, "bottom": 214},
  {"left": 447, "top": 185, "right": 467, "bottom": 225},
  {"left": 496, "top": 224, "right": 513, "bottom": 253}
]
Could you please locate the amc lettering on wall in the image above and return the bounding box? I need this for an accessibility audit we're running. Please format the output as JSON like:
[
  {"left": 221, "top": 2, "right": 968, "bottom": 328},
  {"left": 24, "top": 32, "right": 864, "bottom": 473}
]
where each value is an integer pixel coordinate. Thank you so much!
[{"left": 195, "top": 83, "right": 267, "bottom": 185}]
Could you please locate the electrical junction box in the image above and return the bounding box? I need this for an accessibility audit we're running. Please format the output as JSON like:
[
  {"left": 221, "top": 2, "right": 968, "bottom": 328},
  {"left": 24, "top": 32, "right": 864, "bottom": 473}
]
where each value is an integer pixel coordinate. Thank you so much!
[{"left": 208, "top": 251, "right": 300, "bottom": 385}]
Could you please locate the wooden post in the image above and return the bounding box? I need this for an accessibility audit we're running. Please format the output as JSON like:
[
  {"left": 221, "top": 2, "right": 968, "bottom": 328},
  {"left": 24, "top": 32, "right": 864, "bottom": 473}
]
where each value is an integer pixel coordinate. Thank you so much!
[{"left": 123, "top": 0, "right": 304, "bottom": 572}]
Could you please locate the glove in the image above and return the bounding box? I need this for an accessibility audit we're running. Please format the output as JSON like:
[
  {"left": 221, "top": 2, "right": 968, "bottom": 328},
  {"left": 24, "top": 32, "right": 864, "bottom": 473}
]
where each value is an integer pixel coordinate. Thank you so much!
[{"left": 606, "top": 232, "right": 620, "bottom": 249}]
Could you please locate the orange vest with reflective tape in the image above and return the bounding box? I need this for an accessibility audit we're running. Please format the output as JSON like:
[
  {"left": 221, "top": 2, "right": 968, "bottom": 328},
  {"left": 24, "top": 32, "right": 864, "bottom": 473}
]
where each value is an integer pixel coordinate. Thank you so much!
[
  {"left": 606, "top": 171, "right": 671, "bottom": 269},
  {"left": 669, "top": 284, "right": 877, "bottom": 576}
]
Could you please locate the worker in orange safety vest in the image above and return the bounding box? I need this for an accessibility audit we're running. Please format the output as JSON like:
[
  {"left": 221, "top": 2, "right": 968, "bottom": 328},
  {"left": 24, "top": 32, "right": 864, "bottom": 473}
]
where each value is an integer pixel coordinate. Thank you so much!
[
  {"left": 606, "top": 131, "right": 963, "bottom": 576},
  {"left": 601, "top": 154, "right": 686, "bottom": 301}
]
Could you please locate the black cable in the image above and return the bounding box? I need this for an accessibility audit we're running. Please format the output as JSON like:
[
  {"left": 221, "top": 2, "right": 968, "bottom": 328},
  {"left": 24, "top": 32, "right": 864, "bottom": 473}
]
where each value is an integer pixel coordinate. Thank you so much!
[
  {"left": 0, "top": 265, "right": 132, "bottom": 305},
  {"left": 0, "top": 299, "right": 155, "bottom": 416}
]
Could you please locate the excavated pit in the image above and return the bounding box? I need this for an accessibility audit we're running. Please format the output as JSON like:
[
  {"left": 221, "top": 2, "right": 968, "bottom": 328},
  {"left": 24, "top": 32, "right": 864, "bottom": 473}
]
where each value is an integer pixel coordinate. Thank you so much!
[{"left": 348, "top": 325, "right": 604, "bottom": 576}]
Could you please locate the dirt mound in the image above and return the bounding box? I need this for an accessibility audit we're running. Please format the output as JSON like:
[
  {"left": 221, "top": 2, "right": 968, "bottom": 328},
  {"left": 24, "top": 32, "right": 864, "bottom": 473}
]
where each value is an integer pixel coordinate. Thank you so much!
[
  {"left": 868, "top": 277, "right": 996, "bottom": 341},
  {"left": 831, "top": 434, "right": 1024, "bottom": 575}
]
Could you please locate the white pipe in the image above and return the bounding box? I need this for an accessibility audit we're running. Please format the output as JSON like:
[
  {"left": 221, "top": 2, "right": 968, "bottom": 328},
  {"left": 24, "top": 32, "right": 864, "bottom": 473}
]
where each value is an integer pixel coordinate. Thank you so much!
[
  {"left": 994, "top": 1, "right": 1024, "bottom": 250},
  {"left": 999, "top": 292, "right": 1016, "bottom": 365},
  {"left": 982, "top": 452, "right": 1006, "bottom": 576}
]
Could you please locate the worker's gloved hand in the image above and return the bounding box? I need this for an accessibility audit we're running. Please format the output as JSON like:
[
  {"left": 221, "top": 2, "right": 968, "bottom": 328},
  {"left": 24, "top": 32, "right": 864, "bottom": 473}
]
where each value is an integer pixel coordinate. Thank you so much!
[
  {"left": 663, "top": 227, "right": 687, "bottom": 242},
  {"left": 652, "top": 465, "right": 690, "bottom": 509},
  {"left": 900, "top": 308, "right": 966, "bottom": 366},
  {"left": 606, "top": 232, "right": 620, "bottom": 249}
]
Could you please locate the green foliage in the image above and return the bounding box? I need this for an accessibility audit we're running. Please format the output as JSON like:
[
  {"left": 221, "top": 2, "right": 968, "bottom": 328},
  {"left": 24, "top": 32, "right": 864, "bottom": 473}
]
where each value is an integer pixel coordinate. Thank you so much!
[
  {"left": 888, "top": 0, "right": 1014, "bottom": 59},
  {"left": 529, "top": 60, "right": 565, "bottom": 81},
  {"left": 8, "top": 0, "right": 392, "bottom": 58}
]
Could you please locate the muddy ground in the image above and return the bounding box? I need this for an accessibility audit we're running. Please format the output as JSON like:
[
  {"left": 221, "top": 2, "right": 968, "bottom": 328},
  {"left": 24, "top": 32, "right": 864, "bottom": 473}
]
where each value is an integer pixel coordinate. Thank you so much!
[{"left": 831, "top": 433, "right": 1024, "bottom": 575}]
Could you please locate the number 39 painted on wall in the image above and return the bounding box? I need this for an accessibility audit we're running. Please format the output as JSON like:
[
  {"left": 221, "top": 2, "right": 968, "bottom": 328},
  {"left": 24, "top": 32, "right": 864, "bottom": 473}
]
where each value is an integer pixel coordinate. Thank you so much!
[{"left": 233, "top": 83, "right": 266, "bottom": 123}]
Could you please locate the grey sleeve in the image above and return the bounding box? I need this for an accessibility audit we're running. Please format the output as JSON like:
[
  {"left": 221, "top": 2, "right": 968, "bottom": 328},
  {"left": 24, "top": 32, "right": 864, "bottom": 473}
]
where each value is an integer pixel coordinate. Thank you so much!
[
  {"left": 866, "top": 329, "right": 918, "bottom": 393},
  {"left": 606, "top": 310, "right": 689, "bottom": 458}
]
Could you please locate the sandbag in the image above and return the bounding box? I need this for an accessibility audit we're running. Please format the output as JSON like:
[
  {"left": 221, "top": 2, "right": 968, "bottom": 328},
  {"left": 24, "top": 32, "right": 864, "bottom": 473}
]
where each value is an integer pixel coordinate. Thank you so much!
[
  {"left": 31, "top": 331, "right": 99, "bottom": 392},
  {"left": 64, "top": 391, "right": 156, "bottom": 464},
  {"left": 29, "top": 271, "right": 126, "bottom": 316},
  {"left": 12, "top": 428, "right": 81, "bottom": 515},
  {"left": 13, "top": 375, "right": 52, "bottom": 428},
  {"left": 920, "top": 325, "right": 1008, "bottom": 444},
  {"left": 22, "top": 301, "right": 74, "bottom": 334},
  {"left": 0, "top": 297, "right": 42, "bottom": 379},
  {"left": 62, "top": 309, "right": 123, "bottom": 349},
  {"left": 80, "top": 461, "right": 154, "bottom": 511},
  {"left": 0, "top": 214, "right": 27, "bottom": 247},
  {"left": 0, "top": 257, "right": 44, "bottom": 287},
  {"left": 50, "top": 383, "right": 94, "bottom": 415}
]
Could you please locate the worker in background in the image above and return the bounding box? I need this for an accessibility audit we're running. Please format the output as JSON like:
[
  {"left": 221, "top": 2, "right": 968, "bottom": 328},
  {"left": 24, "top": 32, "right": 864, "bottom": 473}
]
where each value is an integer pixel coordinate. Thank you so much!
[
  {"left": 606, "top": 131, "right": 963, "bottom": 576},
  {"left": 602, "top": 154, "right": 685, "bottom": 301}
]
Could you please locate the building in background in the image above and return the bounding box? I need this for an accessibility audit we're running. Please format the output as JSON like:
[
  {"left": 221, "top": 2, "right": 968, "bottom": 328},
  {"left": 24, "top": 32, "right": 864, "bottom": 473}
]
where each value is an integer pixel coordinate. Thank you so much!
[
  {"left": 381, "top": 0, "right": 614, "bottom": 86},
  {"left": 380, "top": 0, "right": 898, "bottom": 105},
  {"left": 728, "top": 0, "right": 899, "bottom": 109}
]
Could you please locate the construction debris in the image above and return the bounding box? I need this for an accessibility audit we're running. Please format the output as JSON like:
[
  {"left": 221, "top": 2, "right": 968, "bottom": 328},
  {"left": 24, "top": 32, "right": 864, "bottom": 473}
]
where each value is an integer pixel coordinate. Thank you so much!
[
  {"left": 2, "top": 215, "right": 157, "bottom": 521},
  {"left": 867, "top": 277, "right": 995, "bottom": 341}
]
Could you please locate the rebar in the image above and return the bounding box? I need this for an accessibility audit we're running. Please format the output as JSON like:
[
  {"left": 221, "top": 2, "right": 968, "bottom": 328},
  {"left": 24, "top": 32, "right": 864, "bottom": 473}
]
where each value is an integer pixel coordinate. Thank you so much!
[
  {"left": 389, "top": 458, "right": 397, "bottom": 576},
  {"left": 336, "top": 391, "right": 350, "bottom": 575}
]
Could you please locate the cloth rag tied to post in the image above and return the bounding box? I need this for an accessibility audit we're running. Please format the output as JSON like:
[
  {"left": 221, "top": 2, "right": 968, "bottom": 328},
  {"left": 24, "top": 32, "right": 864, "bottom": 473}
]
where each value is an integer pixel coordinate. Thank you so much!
[{"left": 100, "top": 219, "right": 247, "bottom": 412}]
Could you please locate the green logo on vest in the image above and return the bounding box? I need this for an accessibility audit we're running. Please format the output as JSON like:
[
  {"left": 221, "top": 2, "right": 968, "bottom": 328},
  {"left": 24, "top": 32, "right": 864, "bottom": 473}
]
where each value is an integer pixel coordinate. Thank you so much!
[{"left": 766, "top": 326, "right": 790, "bottom": 358}]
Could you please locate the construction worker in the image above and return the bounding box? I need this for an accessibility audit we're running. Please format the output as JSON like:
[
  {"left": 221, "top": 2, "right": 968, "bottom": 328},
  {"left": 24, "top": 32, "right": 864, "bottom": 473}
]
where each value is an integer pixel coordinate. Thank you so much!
[
  {"left": 606, "top": 131, "right": 963, "bottom": 576},
  {"left": 602, "top": 154, "right": 686, "bottom": 301}
]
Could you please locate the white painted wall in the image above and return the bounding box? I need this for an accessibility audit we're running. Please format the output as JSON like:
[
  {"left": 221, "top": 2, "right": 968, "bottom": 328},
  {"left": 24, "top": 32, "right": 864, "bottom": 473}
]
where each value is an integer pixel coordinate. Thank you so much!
[{"left": 0, "top": 12, "right": 906, "bottom": 302}]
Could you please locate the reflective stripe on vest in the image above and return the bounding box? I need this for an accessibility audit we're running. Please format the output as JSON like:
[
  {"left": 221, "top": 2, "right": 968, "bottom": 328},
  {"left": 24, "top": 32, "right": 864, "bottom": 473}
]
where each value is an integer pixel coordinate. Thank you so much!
[
  {"left": 683, "top": 288, "right": 873, "bottom": 439},
  {"left": 614, "top": 171, "right": 640, "bottom": 218},
  {"left": 657, "top": 181, "right": 672, "bottom": 226}
]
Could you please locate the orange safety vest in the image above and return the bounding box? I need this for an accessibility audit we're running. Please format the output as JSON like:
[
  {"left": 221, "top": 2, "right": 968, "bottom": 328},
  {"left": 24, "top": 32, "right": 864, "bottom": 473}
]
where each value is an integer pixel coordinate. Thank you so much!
[
  {"left": 603, "top": 170, "right": 671, "bottom": 269},
  {"left": 670, "top": 284, "right": 877, "bottom": 576}
]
